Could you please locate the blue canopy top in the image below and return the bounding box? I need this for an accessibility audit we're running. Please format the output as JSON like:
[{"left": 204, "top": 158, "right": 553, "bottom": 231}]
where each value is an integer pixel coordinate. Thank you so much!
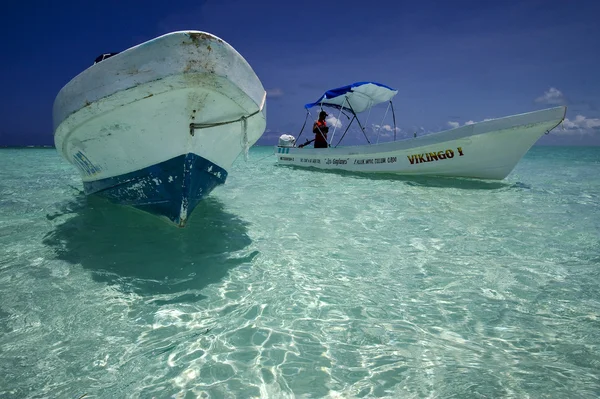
[{"left": 304, "top": 82, "right": 398, "bottom": 114}]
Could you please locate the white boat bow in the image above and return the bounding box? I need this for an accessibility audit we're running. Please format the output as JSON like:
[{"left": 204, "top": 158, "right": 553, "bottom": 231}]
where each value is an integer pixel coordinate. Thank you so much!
[{"left": 53, "top": 31, "right": 267, "bottom": 226}]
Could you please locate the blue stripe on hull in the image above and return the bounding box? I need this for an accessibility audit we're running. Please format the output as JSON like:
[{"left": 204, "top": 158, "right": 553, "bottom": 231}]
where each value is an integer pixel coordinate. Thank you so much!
[{"left": 83, "top": 154, "right": 227, "bottom": 227}]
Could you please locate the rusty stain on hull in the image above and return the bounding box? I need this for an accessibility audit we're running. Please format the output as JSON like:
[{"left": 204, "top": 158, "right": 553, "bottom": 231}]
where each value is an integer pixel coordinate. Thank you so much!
[
  {"left": 186, "top": 32, "right": 222, "bottom": 45},
  {"left": 183, "top": 59, "right": 216, "bottom": 74}
]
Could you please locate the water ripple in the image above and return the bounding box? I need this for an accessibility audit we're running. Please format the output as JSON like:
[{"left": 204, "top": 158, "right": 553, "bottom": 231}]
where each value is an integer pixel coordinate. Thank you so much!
[{"left": 0, "top": 147, "right": 599, "bottom": 398}]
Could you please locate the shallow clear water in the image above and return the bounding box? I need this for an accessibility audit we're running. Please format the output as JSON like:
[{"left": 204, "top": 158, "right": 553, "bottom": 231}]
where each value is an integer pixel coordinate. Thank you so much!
[{"left": 1, "top": 146, "right": 599, "bottom": 398}]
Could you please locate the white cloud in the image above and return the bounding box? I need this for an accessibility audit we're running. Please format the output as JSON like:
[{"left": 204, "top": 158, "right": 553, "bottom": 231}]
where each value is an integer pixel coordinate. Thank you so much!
[
  {"left": 326, "top": 116, "right": 342, "bottom": 128},
  {"left": 557, "top": 115, "right": 600, "bottom": 135},
  {"left": 535, "top": 87, "right": 565, "bottom": 105},
  {"left": 446, "top": 114, "right": 599, "bottom": 136},
  {"left": 567, "top": 115, "right": 600, "bottom": 129},
  {"left": 373, "top": 124, "right": 401, "bottom": 133},
  {"left": 267, "top": 88, "right": 284, "bottom": 98},
  {"left": 370, "top": 124, "right": 401, "bottom": 138},
  {"left": 448, "top": 118, "right": 495, "bottom": 129},
  {"left": 447, "top": 120, "right": 476, "bottom": 128}
]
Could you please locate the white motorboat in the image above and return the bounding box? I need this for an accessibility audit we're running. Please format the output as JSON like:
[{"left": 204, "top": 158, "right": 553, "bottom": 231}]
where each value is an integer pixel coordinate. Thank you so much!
[
  {"left": 53, "top": 31, "right": 267, "bottom": 226},
  {"left": 276, "top": 82, "right": 565, "bottom": 180}
]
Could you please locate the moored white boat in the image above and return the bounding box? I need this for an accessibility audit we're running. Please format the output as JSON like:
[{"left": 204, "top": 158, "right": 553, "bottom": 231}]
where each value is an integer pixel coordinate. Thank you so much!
[
  {"left": 276, "top": 82, "right": 566, "bottom": 180},
  {"left": 53, "top": 31, "right": 267, "bottom": 227}
]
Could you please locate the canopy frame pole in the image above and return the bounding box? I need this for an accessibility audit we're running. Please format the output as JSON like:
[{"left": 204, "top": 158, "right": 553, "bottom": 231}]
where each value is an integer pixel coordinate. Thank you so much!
[
  {"left": 376, "top": 101, "right": 392, "bottom": 144},
  {"left": 329, "top": 97, "right": 349, "bottom": 146},
  {"left": 346, "top": 97, "right": 371, "bottom": 144},
  {"left": 363, "top": 99, "right": 373, "bottom": 137},
  {"left": 340, "top": 109, "right": 353, "bottom": 120},
  {"left": 334, "top": 115, "right": 356, "bottom": 147},
  {"left": 390, "top": 101, "right": 397, "bottom": 141}
]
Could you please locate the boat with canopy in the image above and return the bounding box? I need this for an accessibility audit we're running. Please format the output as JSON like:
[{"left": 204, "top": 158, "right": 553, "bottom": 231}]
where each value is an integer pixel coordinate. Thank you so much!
[{"left": 275, "top": 81, "right": 566, "bottom": 180}]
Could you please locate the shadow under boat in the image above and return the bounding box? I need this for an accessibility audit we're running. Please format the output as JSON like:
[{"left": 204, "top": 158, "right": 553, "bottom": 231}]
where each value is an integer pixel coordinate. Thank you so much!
[
  {"left": 278, "top": 164, "right": 521, "bottom": 190},
  {"left": 43, "top": 195, "right": 255, "bottom": 304}
]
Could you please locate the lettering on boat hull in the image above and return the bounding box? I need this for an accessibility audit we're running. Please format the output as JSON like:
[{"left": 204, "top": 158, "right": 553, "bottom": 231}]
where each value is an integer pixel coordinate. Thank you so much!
[
  {"left": 73, "top": 151, "right": 102, "bottom": 176},
  {"left": 354, "top": 156, "right": 397, "bottom": 165},
  {"left": 325, "top": 158, "right": 349, "bottom": 165},
  {"left": 407, "top": 147, "right": 464, "bottom": 165}
]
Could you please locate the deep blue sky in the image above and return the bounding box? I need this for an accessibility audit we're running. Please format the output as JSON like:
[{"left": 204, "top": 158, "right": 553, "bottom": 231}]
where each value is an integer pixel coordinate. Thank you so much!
[{"left": 1, "top": 0, "right": 598, "bottom": 146}]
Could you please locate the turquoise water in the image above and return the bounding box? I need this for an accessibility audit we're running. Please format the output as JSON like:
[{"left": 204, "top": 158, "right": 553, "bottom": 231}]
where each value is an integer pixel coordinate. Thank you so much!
[{"left": 1, "top": 146, "right": 599, "bottom": 398}]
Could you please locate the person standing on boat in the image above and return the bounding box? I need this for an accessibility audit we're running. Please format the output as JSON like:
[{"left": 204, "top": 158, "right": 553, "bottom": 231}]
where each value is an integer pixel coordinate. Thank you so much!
[{"left": 313, "top": 110, "right": 330, "bottom": 148}]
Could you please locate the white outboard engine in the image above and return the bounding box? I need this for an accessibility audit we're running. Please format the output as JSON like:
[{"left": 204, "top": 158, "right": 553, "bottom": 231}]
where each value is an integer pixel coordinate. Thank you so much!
[{"left": 278, "top": 134, "right": 296, "bottom": 147}]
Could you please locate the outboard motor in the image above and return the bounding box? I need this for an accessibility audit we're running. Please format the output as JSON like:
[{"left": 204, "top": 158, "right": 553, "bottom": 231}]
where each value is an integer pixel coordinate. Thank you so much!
[{"left": 278, "top": 134, "right": 296, "bottom": 147}]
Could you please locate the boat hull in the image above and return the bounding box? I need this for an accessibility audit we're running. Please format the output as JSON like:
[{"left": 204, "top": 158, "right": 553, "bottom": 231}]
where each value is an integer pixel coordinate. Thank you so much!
[
  {"left": 276, "top": 106, "right": 566, "bottom": 180},
  {"left": 83, "top": 153, "right": 226, "bottom": 226},
  {"left": 53, "top": 31, "right": 267, "bottom": 226}
]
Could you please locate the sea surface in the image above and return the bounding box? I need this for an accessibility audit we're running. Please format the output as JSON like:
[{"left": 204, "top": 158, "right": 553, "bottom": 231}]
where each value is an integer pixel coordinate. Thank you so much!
[{"left": 0, "top": 146, "right": 599, "bottom": 398}]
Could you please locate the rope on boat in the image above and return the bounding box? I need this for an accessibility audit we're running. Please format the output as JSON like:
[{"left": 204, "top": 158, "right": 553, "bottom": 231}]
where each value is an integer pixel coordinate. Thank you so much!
[
  {"left": 241, "top": 115, "right": 249, "bottom": 161},
  {"left": 547, "top": 115, "right": 568, "bottom": 135},
  {"left": 189, "top": 92, "right": 267, "bottom": 161},
  {"left": 189, "top": 108, "right": 260, "bottom": 132}
]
